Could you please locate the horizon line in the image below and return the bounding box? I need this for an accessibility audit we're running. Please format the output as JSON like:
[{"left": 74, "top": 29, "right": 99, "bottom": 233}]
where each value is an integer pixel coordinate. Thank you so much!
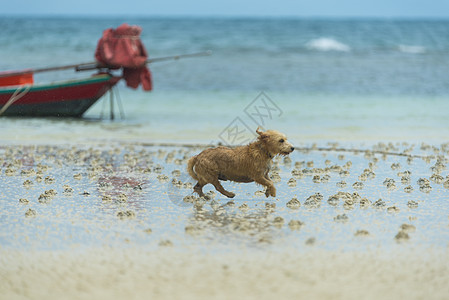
[{"left": 1, "top": 13, "right": 449, "bottom": 20}]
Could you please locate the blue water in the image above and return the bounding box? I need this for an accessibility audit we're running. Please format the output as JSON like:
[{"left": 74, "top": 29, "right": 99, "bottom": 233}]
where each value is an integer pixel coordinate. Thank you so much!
[
  {"left": 1, "top": 17, "right": 449, "bottom": 253},
  {"left": 1, "top": 16, "right": 449, "bottom": 143},
  {"left": 2, "top": 17, "right": 449, "bottom": 93}
]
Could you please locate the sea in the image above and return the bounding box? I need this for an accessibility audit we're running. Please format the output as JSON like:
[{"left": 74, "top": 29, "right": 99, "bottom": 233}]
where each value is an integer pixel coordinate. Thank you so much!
[
  {"left": 0, "top": 16, "right": 449, "bottom": 145},
  {"left": 1, "top": 17, "right": 449, "bottom": 253}
]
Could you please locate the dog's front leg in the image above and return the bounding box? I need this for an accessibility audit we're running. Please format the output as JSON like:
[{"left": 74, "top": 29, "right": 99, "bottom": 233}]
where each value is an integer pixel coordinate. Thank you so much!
[
  {"left": 255, "top": 177, "right": 276, "bottom": 198},
  {"left": 264, "top": 171, "right": 270, "bottom": 181}
]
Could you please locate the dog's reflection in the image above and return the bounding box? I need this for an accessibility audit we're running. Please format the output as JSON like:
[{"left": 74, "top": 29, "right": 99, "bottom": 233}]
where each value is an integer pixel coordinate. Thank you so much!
[{"left": 184, "top": 197, "right": 288, "bottom": 244}]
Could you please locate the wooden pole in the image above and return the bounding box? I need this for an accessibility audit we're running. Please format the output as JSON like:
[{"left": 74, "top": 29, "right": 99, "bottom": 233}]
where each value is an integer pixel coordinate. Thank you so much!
[
  {"left": 110, "top": 88, "right": 114, "bottom": 120},
  {"left": 0, "top": 51, "right": 212, "bottom": 78}
]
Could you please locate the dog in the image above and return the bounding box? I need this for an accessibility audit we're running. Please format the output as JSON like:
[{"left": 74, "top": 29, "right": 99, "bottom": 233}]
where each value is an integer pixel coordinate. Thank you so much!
[{"left": 187, "top": 128, "right": 294, "bottom": 198}]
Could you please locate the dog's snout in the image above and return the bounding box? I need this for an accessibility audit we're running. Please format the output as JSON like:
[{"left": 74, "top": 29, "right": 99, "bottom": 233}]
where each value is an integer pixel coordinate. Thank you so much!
[{"left": 291, "top": 146, "right": 295, "bottom": 152}]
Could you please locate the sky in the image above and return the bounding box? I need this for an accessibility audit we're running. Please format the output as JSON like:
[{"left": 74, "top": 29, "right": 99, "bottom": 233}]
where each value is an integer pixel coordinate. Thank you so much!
[{"left": 3, "top": 0, "right": 449, "bottom": 18}]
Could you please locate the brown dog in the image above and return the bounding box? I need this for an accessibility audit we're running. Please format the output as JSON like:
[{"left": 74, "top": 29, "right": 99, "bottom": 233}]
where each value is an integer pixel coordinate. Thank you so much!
[{"left": 187, "top": 128, "right": 294, "bottom": 198}]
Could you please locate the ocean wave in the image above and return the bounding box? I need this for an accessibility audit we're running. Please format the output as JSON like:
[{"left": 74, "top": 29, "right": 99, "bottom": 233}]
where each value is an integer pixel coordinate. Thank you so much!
[
  {"left": 398, "top": 44, "right": 426, "bottom": 54},
  {"left": 305, "top": 37, "right": 351, "bottom": 52}
]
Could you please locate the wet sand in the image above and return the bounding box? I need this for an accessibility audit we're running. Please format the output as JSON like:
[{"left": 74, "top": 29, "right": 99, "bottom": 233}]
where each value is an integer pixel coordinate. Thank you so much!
[
  {"left": 1, "top": 141, "right": 449, "bottom": 299},
  {"left": 2, "top": 248, "right": 448, "bottom": 300}
]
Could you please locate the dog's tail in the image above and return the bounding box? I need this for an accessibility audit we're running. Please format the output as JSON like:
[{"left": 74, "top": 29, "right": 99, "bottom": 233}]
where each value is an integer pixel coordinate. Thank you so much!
[{"left": 187, "top": 156, "right": 199, "bottom": 181}]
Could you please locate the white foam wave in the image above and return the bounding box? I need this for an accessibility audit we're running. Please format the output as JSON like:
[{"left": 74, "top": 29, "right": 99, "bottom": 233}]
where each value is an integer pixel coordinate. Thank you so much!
[
  {"left": 398, "top": 44, "right": 426, "bottom": 54},
  {"left": 306, "top": 37, "right": 351, "bottom": 52}
]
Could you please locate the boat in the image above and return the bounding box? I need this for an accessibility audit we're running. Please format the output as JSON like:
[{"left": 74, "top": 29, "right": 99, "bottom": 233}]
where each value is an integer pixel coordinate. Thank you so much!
[
  {"left": 0, "top": 73, "right": 120, "bottom": 117},
  {"left": 0, "top": 23, "right": 210, "bottom": 118}
]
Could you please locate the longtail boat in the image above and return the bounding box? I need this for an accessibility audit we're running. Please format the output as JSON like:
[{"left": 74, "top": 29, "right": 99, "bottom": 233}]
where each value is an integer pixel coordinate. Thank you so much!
[
  {"left": 0, "top": 51, "right": 210, "bottom": 118},
  {"left": 0, "top": 74, "right": 120, "bottom": 117},
  {"left": 0, "top": 23, "right": 210, "bottom": 118}
]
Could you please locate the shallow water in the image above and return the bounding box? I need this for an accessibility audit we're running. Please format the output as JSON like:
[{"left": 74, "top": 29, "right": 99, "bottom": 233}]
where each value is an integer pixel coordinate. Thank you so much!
[
  {"left": 1, "top": 90, "right": 449, "bottom": 145},
  {"left": 1, "top": 141, "right": 448, "bottom": 253},
  {"left": 0, "top": 17, "right": 448, "bottom": 258},
  {"left": 1, "top": 17, "right": 449, "bottom": 299}
]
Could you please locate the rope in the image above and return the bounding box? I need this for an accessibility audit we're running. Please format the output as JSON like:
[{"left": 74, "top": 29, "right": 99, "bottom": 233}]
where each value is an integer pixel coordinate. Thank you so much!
[{"left": 0, "top": 84, "right": 32, "bottom": 116}]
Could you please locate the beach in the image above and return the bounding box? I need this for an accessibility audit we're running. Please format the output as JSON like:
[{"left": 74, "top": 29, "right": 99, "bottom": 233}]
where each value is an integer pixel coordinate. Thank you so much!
[
  {"left": 2, "top": 248, "right": 448, "bottom": 300},
  {"left": 1, "top": 140, "right": 449, "bottom": 299},
  {"left": 1, "top": 17, "right": 449, "bottom": 299}
]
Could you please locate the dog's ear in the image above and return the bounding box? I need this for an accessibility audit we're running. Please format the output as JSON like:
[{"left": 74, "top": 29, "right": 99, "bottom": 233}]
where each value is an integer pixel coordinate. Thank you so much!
[
  {"left": 256, "top": 126, "right": 264, "bottom": 136},
  {"left": 256, "top": 127, "right": 269, "bottom": 140}
]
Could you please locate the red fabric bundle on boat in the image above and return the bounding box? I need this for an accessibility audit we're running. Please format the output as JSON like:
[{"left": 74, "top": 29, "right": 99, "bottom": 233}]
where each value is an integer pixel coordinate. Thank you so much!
[{"left": 95, "top": 23, "right": 152, "bottom": 91}]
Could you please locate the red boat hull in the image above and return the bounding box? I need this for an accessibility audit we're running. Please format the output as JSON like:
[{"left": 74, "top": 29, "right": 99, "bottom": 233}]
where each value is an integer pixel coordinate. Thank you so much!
[{"left": 0, "top": 74, "right": 120, "bottom": 117}]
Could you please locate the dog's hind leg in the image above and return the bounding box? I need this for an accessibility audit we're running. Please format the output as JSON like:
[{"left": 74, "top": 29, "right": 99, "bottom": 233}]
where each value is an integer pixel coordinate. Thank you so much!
[
  {"left": 193, "top": 182, "right": 205, "bottom": 197},
  {"left": 211, "top": 179, "right": 235, "bottom": 198}
]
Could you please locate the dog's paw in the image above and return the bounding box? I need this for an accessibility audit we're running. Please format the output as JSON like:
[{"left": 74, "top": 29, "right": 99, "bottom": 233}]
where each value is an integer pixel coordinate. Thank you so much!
[
  {"left": 265, "top": 187, "right": 276, "bottom": 198},
  {"left": 226, "top": 192, "right": 236, "bottom": 198}
]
